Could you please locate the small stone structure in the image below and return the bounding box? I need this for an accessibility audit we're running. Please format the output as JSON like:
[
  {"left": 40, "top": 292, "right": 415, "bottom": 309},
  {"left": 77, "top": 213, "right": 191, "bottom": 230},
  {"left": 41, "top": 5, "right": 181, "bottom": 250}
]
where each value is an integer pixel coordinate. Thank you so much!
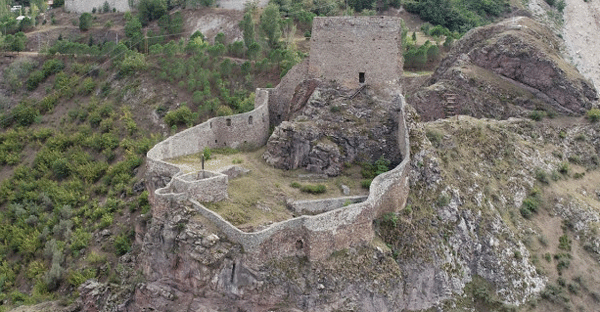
[
  {"left": 169, "top": 171, "right": 228, "bottom": 202},
  {"left": 65, "top": 0, "right": 130, "bottom": 13},
  {"left": 146, "top": 16, "right": 409, "bottom": 261}
]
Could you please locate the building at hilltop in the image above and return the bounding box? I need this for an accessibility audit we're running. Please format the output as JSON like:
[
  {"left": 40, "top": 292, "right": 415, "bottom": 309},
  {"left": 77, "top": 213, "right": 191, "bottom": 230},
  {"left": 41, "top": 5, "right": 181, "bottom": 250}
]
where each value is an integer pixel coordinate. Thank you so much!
[
  {"left": 146, "top": 16, "right": 409, "bottom": 261},
  {"left": 308, "top": 16, "right": 403, "bottom": 89}
]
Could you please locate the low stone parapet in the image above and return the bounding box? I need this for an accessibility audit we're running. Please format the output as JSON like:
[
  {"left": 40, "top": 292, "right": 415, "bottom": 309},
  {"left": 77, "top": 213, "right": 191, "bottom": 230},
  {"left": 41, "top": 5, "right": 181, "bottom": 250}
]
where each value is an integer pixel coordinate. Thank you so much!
[{"left": 287, "top": 196, "right": 368, "bottom": 215}]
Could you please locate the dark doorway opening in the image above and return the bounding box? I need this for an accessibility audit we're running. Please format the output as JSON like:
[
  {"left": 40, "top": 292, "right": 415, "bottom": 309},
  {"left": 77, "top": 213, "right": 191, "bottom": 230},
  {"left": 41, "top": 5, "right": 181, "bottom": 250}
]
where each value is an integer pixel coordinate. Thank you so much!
[{"left": 359, "top": 72, "right": 365, "bottom": 83}]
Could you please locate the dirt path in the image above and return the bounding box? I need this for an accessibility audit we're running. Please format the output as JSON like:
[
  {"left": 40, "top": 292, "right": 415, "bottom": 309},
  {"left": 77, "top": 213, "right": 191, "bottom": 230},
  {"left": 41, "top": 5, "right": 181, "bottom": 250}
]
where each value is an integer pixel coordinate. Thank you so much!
[{"left": 562, "top": 0, "right": 600, "bottom": 91}]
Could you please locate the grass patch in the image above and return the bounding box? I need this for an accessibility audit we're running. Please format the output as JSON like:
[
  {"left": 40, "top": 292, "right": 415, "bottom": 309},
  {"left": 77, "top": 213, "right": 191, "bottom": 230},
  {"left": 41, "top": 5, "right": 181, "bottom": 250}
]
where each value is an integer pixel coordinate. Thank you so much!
[
  {"left": 300, "top": 184, "right": 327, "bottom": 194},
  {"left": 586, "top": 108, "right": 600, "bottom": 122}
]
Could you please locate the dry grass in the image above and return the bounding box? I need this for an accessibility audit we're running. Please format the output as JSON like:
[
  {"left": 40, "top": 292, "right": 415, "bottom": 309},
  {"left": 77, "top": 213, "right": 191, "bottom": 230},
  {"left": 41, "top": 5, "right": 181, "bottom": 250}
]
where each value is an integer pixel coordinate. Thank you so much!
[{"left": 168, "top": 147, "right": 368, "bottom": 232}]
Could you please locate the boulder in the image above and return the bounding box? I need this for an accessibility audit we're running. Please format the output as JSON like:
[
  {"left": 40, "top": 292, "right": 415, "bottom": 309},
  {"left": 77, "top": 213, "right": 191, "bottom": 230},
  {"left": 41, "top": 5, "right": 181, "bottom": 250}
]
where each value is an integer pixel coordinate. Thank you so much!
[{"left": 263, "top": 82, "right": 403, "bottom": 176}]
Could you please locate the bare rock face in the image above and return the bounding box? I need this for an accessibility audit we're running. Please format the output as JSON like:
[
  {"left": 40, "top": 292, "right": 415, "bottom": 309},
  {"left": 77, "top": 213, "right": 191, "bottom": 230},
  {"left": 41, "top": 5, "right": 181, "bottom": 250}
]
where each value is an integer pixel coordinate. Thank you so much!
[
  {"left": 263, "top": 83, "right": 403, "bottom": 176},
  {"left": 410, "top": 17, "right": 597, "bottom": 121}
]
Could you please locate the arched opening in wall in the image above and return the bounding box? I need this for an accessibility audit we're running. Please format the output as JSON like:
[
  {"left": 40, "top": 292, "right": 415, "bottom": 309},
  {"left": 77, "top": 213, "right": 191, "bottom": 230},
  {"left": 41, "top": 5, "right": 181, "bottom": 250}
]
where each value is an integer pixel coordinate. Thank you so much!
[
  {"left": 248, "top": 116, "right": 253, "bottom": 124},
  {"left": 226, "top": 119, "right": 232, "bottom": 126},
  {"left": 210, "top": 122, "right": 212, "bottom": 128},
  {"left": 359, "top": 72, "right": 365, "bottom": 84},
  {"left": 215, "top": 140, "right": 218, "bottom": 144},
  {"left": 296, "top": 239, "right": 304, "bottom": 250}
]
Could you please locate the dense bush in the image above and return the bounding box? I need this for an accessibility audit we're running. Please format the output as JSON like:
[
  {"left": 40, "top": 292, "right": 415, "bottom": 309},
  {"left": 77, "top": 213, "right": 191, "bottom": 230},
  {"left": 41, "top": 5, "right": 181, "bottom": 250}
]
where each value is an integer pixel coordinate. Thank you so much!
[
  {"left": 79, "top": 13, "right": 93, "bottom": 31},
  {"left": 300, "top": 184, "right": 327, "bottom": 194},
  {"left": 26, "top": 70, "right": 45, "bottom": 91},
  {"left": 520, "top": 189, "right": 541, "bottom": 219},
  {"left": 2, "top": 32, "right": 28, "bottom": 52},
  {"left": 164, "top": 106, "right": 197, "bottom": 127},
  {"left": 114, "top": 230, "right": 133, "bottom": 255},
  {"left": 587, "top": 108, "right": 600, "bottom": 122},
  {"left": 42, "top": 59, "right": 65, "bottom": 77},
  {"left": 137, "top": 0, "right": 167, "bottom": 26},
  {"left": 405, "top": 0, "right": 508, "bottom": 32}
]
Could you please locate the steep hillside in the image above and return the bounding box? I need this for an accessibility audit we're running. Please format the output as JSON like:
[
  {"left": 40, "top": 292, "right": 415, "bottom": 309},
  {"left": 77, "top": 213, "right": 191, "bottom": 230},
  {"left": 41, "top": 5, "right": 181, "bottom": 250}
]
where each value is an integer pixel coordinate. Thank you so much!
[
  {"left": 0, "top": 7, "right": 288, "bottom": 310},
  {"left": 409, "top": 17, "right": 597, "bottom": 121},
  {"left": 2, "top": 0, "right": 600, "bottom": 311},
  {"left": 54, "top": 107, "right": 600, "bottom": 312}
]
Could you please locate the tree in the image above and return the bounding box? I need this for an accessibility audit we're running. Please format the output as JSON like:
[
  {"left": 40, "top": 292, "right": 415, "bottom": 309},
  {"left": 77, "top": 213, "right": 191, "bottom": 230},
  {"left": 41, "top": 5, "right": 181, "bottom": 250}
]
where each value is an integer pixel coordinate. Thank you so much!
[
  {"left": 239, "top": 11, "right": 255, "bottom": 48},
  {"left": 214, "top": 32, "right": 226, "bottom": 45},
  {"left": 247, "top": 41, "right": 261, "bottom": 59},
  {"left": 124, "top": 17, "right": 143, "bottom": 50},
  {"left": 260, "top": 4, "right": 282, "bottom": 50},
  {"left": 137, "top": 0, "right": 167, "bottom": 26},
  {"left": 79, "top": 13, "right": 93, "bottom": 31},
  {"left": 0, "top": 0, "right": 9, "bottom": 19},
  {"left": 4, "top": 32, "right": 27, "bottom": 51},
  {"left": 347, "top": 0, "right": 375, "bottom": 12}
]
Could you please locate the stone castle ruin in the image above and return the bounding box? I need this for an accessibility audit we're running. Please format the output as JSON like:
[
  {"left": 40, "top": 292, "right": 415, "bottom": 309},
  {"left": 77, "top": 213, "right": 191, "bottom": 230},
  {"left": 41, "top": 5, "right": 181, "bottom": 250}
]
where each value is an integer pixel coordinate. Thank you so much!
[{"left": 146, "top": 16, "right": 410, "bottom": 261}]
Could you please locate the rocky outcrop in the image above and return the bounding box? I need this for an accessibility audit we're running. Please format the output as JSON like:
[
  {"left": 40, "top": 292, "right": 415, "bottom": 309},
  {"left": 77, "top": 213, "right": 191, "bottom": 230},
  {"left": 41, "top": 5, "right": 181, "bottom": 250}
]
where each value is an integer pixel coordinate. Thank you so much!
[
  {"left": 410, "top": 17, "right": 597, "bottom": 121},
  {"left": 263, "top": 82, "right": 403, "bottom": 176}
]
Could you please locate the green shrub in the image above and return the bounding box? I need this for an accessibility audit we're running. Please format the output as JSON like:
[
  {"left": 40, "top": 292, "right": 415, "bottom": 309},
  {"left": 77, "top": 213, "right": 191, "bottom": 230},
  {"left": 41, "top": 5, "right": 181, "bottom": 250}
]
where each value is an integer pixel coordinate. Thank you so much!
[
  {"left": 202, "top": 147, "right": 211, "bottom": 160},
  {"left": 361, "top": 179, "right": 372, "bottom": 189},
  {"left": 26, "top": 70, "right": 46, "bottom": 91},
  {"left": 70, "top": 228, "right": 91, "bottom": 252},
  {"left": 380, "top": 212, "right": 398, "bottom": 227},
  {"left": 290, "top": 182, "right": 301, "bottom": 188},
  {"left": 79, "top": 12, "right": 96, "bottom": 31},
  {"left": 300, "top": 184, "right": 326, "bottom": 194},
  {"left": 587, "top": 108, "right": 600, "bottom": 122},
  {"left": 114, "top": 231, "right": 133, "bottom": 255},
  {"left": 118, "top": 52, "right": 148, "bottom": 76},
  {"left": 535, "top": 168, "right": 549, "bottom": 184},
  {"left": 216, "top": 105, "right": 233, "bottom": 116},
  {"left": 558, "top": 234, "right": 571, "bottom": 251},
  {"left": 99, "top": 213, "right": 113, "bottom": 229},
  {"left": 52, "top": 158, "right": 71, "bottom": 179},
  {"left": 78, "top": 77, "right": 96, "bottom": 95},
  {"left": 437, "top": 193, "right": 450, "bottom": 206},
  {"left": 426, "top": 129, "right": 443, "bottom": 147},
  {"left": 12, "top": 103, "right": 39, "bottom": 126},
  {"left": 558, "top": 161, "right": 569, "bottom": 174},
  {"left": 568, "top": 155, "right": 580, "bottom": 164},
  {"left": 67, "top": 268, "right": 95, "bottom": 287},
  {"left": 529, "top": 110, "right": 545, "bottom": 121},
  {"left": 164, "top": 106, "right": 196, "bottom": 127},
  {"left": 42, "top": 59, "right": 65, "bottom": 77}
]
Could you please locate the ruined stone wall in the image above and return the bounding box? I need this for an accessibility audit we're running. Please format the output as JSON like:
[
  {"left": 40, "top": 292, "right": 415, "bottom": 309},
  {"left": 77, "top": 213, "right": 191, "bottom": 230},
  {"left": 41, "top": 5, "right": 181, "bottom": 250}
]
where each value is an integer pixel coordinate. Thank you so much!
[
  {"left": 308, "top": 16, "right": 403, "bottom": 89},
  {"left": 171, "top": 171, "right": 228, "bottom": 202},
  {"left": 146, "top": 17, "right": 410, "bottom": 261},
  {"left": 147, "top": 88, "right": 269, "bottom": 161},
  {"left": 65, "top": 0, "right": 130, "bottom": 13},
  {"left": 288, "top": 196, "right": 368, "bottom": 215},
  {"left": 148, "top": 91, "right": 410, "bottom": 261},
  {"left": 267, "top": 59, "right": 309, "bottom": 127}
]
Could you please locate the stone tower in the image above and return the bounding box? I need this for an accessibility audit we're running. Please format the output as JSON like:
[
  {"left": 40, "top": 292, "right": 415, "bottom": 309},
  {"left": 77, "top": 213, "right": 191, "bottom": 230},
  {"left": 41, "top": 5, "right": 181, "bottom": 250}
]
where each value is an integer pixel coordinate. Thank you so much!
[{"left": 308, "top": 16, "right": 403, "bottom": 89}]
